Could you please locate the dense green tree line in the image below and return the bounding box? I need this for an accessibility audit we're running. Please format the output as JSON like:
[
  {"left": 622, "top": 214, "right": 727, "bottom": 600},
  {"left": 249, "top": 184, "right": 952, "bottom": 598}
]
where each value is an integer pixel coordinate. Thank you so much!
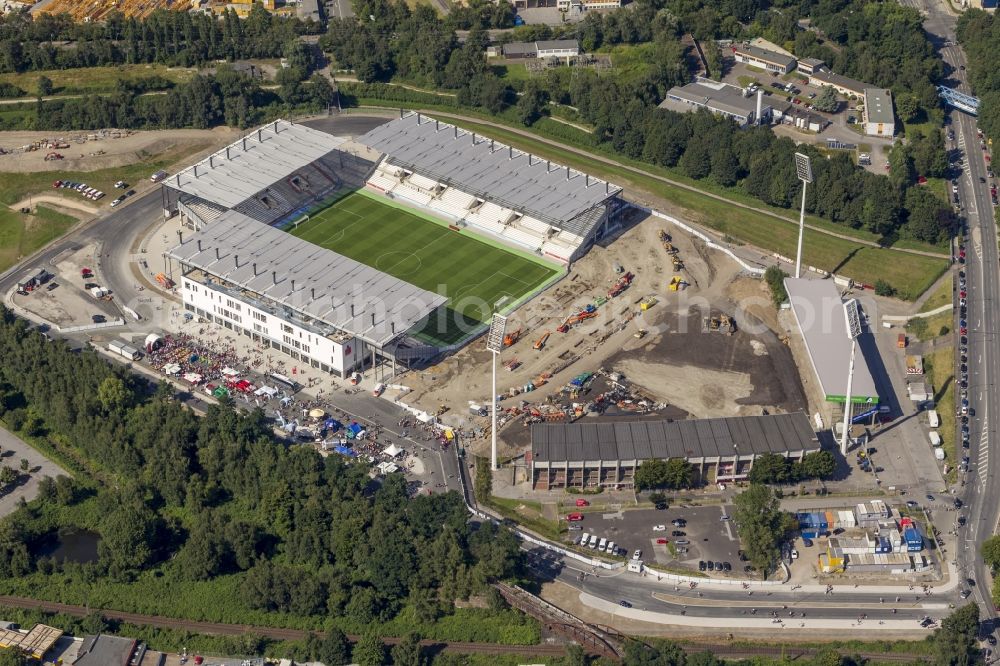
[
  {"left": 0, "top": 4, "right": 317, "bottom": 73},
  {"left": 0, "top": 64, "right": 333, "bottom": 131},
  {"left": 957, "top": 10, "right": 1000, "bottom": 144},
  {"left": 0, "top": 307, "right": 522, "bottom": 623}
]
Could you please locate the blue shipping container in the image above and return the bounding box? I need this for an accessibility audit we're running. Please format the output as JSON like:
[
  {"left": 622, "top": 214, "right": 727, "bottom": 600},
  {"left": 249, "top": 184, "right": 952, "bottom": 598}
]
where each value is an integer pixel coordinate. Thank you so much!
[{"left": 801, "top": 530, "right": 818, "bottom": 539}]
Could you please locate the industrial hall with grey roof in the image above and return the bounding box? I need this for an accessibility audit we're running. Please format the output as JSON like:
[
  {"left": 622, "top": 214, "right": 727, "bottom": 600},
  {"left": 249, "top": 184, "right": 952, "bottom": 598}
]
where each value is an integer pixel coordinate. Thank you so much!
[{"left": 530, "top": 412, "right": 820, "bottom": 489}]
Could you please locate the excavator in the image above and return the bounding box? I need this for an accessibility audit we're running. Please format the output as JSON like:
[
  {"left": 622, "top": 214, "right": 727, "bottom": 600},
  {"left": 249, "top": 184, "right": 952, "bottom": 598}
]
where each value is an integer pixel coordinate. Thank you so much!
[
  {"left": 533, "top": 331, "right": 550, "bottom": 350},
  {"left": 503, "top": 327, "right": 522, "bottom": 347}
]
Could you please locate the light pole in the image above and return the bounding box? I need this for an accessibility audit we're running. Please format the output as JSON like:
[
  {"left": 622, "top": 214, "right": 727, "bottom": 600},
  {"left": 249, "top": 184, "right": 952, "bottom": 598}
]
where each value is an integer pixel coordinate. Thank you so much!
[
  {"left": 841, "top": 298, "right": 862, "bottom": 456},
  {"left": 794, "top": 152, "right": 813, "bottom": 279},
  {"left": 486, "top": 313, "right": 508, "bottom": 471}
]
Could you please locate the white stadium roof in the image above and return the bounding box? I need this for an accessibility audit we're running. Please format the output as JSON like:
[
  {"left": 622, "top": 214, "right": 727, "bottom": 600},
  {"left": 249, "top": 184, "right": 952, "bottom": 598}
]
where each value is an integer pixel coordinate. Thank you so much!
[
  {"left": 358, "top": 113, "right": 621, "bottom": 229},
  {"left": 166, "top": 210, "right": 446, "bottom": 347},
  {"left": 164, "top": 119, "right": 346, "bottom": 209},
  {"left": 784, "top": 278, "right": 879, "bottom": 403}
]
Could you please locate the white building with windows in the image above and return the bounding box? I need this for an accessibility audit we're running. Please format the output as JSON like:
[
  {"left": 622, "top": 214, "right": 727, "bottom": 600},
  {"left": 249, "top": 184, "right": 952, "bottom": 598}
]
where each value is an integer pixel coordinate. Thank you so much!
[{"left": 166, "top": 210, "right": 446, "bottom": 378}]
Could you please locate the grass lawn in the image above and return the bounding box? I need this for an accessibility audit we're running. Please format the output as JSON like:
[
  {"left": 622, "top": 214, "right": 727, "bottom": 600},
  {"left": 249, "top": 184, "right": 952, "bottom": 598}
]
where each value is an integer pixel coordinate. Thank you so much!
[
  {"left": 0, "top": 206, "right": 76, "bottom": 274},
  {"left": 919, "top": 276, "right": 954, "bottom": 313},
  {"left": 430, "top": 116, "right": 948, "bottom": 300},
  {"left": 0, "top": 64, "right": 195, "bottom": 97},
  {"left": 289, "top": 192, "right": 559, "bottom": 345}
]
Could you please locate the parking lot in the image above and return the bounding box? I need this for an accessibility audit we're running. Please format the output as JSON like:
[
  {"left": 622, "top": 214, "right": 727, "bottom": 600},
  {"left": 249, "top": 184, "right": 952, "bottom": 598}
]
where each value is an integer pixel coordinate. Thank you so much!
[
  {"left": 568, "top": 504, "right": 747, "bottom": 577},
  {"left": 719, "top": 57, "right": 894, "bottom": 174}
]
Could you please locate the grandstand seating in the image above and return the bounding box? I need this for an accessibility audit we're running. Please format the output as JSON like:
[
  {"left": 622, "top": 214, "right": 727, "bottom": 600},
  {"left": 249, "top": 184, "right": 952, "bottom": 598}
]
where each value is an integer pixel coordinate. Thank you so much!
[
  {"left": 502, "top": 226, "right": 543, "bottom": 251},
  {"left": 367, "top": 173, "right": 399, "bottom": 193},
  {"left": 363, "top": 160, "right": 591, "bottom": 262},
  {"left": 406, "top": 172, "right": 442, "bottom": 193},
  {"left": 180, "top": 197, "right": 228, "bottom": 224},
  {"left": 391, "top": 183, "right": 433, "bottom": 207},
  {"left": 519, "top": 215, "right": 552, "bottom": 235}
]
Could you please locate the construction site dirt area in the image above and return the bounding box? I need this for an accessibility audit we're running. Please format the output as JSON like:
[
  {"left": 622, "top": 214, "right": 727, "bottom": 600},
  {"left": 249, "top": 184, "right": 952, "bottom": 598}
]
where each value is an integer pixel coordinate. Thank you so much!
[
  {"left": 0, "top": 127, "right": 239, "bottom": 173},
  {"left": 606, "top": 307, "right": 807, "bottom": 419},
  {"left": 401, "top": 212, "right": 808, "bottom": 462}
]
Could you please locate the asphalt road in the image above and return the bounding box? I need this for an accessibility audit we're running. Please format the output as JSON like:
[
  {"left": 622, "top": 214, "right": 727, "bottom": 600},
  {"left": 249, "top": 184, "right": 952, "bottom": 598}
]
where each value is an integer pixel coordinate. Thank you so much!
[{"left": 890, "top": 0, "right": 1000, "bottom": 643}]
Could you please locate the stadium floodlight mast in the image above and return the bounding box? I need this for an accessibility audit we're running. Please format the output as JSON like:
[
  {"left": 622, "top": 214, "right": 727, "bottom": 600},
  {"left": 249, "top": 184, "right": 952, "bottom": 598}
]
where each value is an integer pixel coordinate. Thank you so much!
[
  {"left": 793, "top": 152, "right": 813, "bottom": 279},
  {"left": 486, "top": 313, "right": 508, "bottom": 471},
  {"left": 841, "top": 298, "right": 863, "bottom": 456}
]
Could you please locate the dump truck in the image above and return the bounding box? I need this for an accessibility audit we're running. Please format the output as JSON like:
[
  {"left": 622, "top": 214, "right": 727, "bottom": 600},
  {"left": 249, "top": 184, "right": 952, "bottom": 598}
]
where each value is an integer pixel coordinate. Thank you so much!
[
  {"left": 640, "top": 297, "right": 658, "bottom": 311},
  {"left": 608, "top": 272, "right": 635, "bottom": 298},
  {"left": 897, "top": 333, "right": 906, "bottom": 349}
]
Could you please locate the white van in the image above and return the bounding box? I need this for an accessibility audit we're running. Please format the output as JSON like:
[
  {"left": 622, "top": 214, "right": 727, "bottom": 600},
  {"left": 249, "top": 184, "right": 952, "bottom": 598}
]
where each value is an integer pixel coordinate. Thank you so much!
[
  {"left": 597, "top": 537, "right": 607, "bottom": 551},
  {"left": 580, "top": 533, "right": 592, "bottom": 547},
  {"left": 606, "top": 541, "right": 616, "bottom": 554}
]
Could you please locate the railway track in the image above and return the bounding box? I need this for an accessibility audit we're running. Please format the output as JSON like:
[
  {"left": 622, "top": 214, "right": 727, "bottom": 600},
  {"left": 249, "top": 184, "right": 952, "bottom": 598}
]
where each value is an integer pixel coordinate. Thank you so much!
[
  {"left": 0, "top": 594, "right": 929, "bottom": 662},
  {"left": 0, "top": 595, "right": 562, "bottom": 657}
]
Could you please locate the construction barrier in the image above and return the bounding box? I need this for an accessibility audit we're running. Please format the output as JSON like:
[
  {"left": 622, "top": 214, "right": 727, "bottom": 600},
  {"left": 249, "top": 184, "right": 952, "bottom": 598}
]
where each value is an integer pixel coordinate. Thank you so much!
[{"left": 645, "top": 208, "right": 766, "bottom": 276}]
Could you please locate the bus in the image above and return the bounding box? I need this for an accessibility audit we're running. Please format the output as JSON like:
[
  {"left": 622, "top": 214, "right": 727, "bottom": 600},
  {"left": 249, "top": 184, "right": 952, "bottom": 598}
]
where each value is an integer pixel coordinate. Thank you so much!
[{"left": 267, "top": 371, "right": 301, "bottom": 393}]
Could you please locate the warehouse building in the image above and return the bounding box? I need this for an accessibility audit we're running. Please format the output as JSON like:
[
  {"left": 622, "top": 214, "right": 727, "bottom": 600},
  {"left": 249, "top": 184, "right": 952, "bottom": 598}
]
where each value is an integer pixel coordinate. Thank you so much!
[
  {"left": 661, "top": 80, "right": 770, "bottom": 126},
  {"left": 501, "top": 40, "right": 580, "bottom": 59},
  {"left": 529, "top": 412, "right": 820, "bottom": 489},
  {"left": 733, "top": 44, "right": 797, "bottom": 74},
  {"left": 784, "top": 278, "right": 880, "bottom": 406},
  {"left": 807, "top": 69, "right": 870, "bottom": 99},
  {"left": 863, "top": 88, "right": 896, "bottom": 138}
]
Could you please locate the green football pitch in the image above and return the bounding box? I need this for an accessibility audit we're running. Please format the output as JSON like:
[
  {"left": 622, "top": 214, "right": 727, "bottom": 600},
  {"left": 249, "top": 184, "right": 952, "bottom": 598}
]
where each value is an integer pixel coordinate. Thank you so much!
[{"left": 289, "top": 192, "right": 560, "bottom": 345}]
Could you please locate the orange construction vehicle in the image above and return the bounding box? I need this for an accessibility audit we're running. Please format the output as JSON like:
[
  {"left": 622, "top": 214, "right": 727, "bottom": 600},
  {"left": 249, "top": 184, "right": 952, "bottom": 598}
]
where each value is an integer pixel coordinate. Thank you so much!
[
  {"left": 533, "top": 331, "right": 550, "bottom": 350},
  {"left": 155, "top": 273, "right": 174, "bottom": 289},
  {"left": 503, "top": 327, "right": 522, "bottom": 347}
]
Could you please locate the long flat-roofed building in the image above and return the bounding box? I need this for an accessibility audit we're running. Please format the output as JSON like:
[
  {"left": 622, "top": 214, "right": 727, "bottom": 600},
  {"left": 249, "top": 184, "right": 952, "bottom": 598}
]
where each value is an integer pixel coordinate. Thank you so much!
[
  {"left": 733, "top": 44, "right": 797, "bottom": 74},
  {"left": 784, "top": 278, "right": 879, "bottom": 406},
  {"left": 863, "top": 88, "right": 896, "bottom": 138},
  {"left": 530, "top": 412, "right": 820, "bottom": 489},
  {"left": 661, "top": 80, "right": 770, "bottom": 126},
  {"left": 807, "top": 69, "right": 870, "bottom": 98},
  {"left": 166, "top": 210, "right": 447, "bottom": 378}
]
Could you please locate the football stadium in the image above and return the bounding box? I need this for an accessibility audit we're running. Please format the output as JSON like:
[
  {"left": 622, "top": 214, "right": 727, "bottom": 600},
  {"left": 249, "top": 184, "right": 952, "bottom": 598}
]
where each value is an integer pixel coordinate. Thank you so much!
[{"left": 162, "top": 114, "right": 623, "bottom": 379}]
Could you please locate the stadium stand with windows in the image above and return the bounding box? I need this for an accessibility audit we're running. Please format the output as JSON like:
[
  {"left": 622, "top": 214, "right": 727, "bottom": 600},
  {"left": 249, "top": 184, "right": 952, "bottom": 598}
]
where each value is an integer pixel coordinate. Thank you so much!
[
  {"left": 357, "top": 112, "right": 623, "bottom": 264},
  {"left": 160, "top": 119, "right": 374, "bottom": 230}
]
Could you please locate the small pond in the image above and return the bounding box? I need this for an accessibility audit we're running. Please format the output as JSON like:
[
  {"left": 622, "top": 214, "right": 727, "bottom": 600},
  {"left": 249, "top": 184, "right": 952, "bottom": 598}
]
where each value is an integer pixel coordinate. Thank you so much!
[{"left": 37, "top": 527, "right": 101, "bottom": 564}]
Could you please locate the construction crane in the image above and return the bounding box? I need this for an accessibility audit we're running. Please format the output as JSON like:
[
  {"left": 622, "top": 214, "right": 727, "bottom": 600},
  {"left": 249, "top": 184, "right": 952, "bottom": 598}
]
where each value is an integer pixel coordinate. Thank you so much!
[{"left": 533, "top": 331, "right": 550, "bottom": 350}]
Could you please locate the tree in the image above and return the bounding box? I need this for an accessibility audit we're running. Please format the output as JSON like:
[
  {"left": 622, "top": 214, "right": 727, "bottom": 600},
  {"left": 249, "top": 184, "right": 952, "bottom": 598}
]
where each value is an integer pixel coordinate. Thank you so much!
[
  {"left": 981, "top": 535, "right": 1000, "bottom": 571},
  {"left": 353, "top": 631, "right": 387, "bottom": 666},
  {"left": 515, "top": 81, "right": 547, "bottom": 126},
  {"left": 764, "top": 265, "right": 788, "bottom": 307},
  {"left": 97, "top": 376, "right": 131, "bottom": 414},
  {"left": 795, "top": 451, "right": 836, "bottom": 480},
  {"left": 634, "top": 459, "right": 669, "bottom": 490},
  {"left": 0, "top": 467, "right": 16, "bottom": 488},
  {"left": 18, "top": 458, "right": 28, "bottom": 472},
  {"left": 0, "top": 647, "right": 27, "bottom": 666},
  {"left": 733, "top": 484, "right": 791, "bottom": 577},
  {"left": 390, "top": 632, "right": 425, "bottom": 666},
  {"left": 36, "top": 75, "right": 52, "bottom": 97},
  {"left": 317, "top": 627, "right": 351, "bottom": 666},
  {"left": 565, "top": 643, "right": 588, "bottom": 666},
  {"left": 747, "top": 453, "right": 790, "bottom": 485},
  {"left": 895, "top": 92, "right": 920, "bottom": 123},
  {"left": 811, "top": 86, "right": 838, "bottom": 113},
  {"left": 933, "top": 603, "right": 979, "bottom": 666},
  {"left": 874, "top": 280, "right": 897, "bottom": 297},
  {"left": 710, "top": 145, "right": 740, "bottom": 187},
  {"left": 663, "top": 458, "right": 695, "bottom": 489}
]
